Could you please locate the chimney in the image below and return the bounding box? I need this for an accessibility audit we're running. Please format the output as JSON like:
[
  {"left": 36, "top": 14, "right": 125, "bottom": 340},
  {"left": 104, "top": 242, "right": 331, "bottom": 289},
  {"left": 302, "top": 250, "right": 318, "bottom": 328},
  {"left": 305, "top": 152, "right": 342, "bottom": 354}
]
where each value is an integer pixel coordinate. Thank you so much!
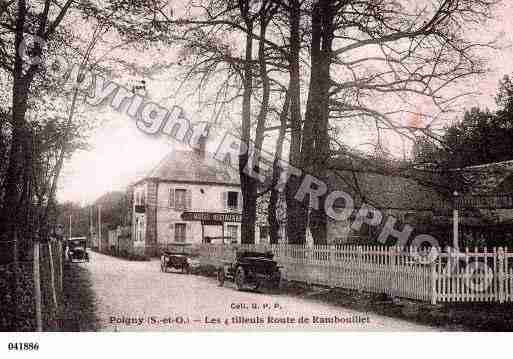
[
  {"left": 193, "top": 123, "right": 210, "bottom": 159},
  {"left": 197, "top": 134, "right": 207, "bottom": 159}
]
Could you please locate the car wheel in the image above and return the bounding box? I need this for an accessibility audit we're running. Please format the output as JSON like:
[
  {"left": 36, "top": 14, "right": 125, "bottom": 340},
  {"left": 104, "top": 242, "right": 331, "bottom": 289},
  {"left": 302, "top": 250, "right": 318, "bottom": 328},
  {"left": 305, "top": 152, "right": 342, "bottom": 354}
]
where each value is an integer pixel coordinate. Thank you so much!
[
  {"left": 217, "top": 268, "right": 225, "bottom": 287},
  {"left": 235, "top": 267, "right": 245, "bottom": 291},
  {"left": 271, "top": 274, "right": 281, "bottom": 291}
]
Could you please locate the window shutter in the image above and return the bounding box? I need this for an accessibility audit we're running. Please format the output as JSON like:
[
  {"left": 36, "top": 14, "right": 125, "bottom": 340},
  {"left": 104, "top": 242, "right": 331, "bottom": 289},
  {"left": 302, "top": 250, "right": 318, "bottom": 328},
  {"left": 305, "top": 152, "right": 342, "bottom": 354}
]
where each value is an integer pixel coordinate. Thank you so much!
[
  {"left": 186, "top": 189, "right": 192, "bottom": 209},
  {"left": 221, "top": 191, "right": 227, "bottom": 210},
  {"left": 169, "top": 222, "right": 175, "bottom": 241},
  {"left": 238, "top": 191, "right": 243, "bottom": 211},
  {"left": 169, "top": 187, "right": 175, "bottom": 208},
  {"left": 186, "top": 223, "right": 192, "bottom": 243}
]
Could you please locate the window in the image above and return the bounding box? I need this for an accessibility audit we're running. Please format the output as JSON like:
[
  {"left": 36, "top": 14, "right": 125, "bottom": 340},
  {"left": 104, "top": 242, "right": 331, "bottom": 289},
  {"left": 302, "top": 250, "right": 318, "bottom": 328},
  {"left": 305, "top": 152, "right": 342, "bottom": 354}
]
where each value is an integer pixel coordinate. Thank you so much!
[
  {"left": 135, "top": 189, "right": 146, "bottom": 206},
  {"left": 135, "top": 217, "right": 145, "bottom": 242},
  {"left": 170, "top": 188, "right": 191, "bottom": 209},
  {"left": 227, "top": 225, "right": 238, "bottom": 244},
  {"left": 227, "top": 191, "right": 238, "bottom": 209},
  {"left": 260, "top": 226, "right": 270, "bottom": 240},
  {"left": 175, "top": 189, "right": 187, "bottom": 209},
  {"left": 135, "top": 218, "right": 139, "bottom": 241},
  {"left": 175, "top": 223, "right": 186, "bottom": 242}
]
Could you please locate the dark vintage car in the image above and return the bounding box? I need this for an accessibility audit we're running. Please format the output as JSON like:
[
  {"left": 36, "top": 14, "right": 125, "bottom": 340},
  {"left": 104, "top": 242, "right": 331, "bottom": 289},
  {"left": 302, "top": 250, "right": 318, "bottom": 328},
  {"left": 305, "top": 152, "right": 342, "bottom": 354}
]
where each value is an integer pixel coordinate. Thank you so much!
[
  {"left": 160, "top": 251, "right": 199, "bottom": 274},
  {"left": 217, "top": 250, "right": 281, "bottom": 291},
  {"left": 67, "top": 237, "right": 89, "bottom": 263}
]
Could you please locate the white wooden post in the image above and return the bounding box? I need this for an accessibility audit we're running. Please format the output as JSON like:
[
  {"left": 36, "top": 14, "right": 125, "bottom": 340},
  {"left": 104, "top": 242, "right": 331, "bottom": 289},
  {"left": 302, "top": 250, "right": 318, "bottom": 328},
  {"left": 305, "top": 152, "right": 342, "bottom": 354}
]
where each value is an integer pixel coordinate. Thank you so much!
[
  {"left": 453, "top": 191, "right": 459, "bottom": 250},
  {"left": 499, "top": 247, "right": 504, "bottom": 303},
  {"left": 33, "top": 240, "right": 42, "bottom": 332},
  {"left": 48, "top": 241, "right": 57, "bottom": 309},
  {"left": 58, "top": 241, "right": 63, "bottom": 291},
  {"left": 358, "top": 246, "right": 363, "bottom": 292},
  {"left": 328, "top": 245, "right": 334, "bottom": 288},
  {"left": 453, "top": 209, "right": 459, "bottom": 250},
  {"left": 430, "top": 258, "right": 437, "bottom": 305}
]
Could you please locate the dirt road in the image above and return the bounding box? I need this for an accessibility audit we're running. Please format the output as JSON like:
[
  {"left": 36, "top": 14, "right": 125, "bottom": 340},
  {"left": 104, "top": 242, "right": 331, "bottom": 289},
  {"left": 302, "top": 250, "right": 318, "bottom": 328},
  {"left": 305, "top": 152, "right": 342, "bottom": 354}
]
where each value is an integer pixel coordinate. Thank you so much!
[{"left": 82, "top": 252, "right": 435, "bottom": 331}]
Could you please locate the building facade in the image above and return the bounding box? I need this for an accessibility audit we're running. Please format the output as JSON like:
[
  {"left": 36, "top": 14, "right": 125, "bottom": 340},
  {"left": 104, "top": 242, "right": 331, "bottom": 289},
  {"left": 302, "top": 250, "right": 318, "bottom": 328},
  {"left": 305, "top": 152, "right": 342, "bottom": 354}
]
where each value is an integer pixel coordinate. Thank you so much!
[{"left": 128, "top": 148, "right": 280, "bottom": 257}]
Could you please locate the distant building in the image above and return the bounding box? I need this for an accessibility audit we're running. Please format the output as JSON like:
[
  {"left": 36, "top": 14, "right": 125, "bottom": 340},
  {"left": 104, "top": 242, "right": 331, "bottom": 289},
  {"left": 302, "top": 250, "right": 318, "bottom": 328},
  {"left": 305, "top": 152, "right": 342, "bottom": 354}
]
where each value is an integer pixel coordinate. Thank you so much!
[
  {"left": 325, "top": 160, "right": 451, "bottom": 246},
  {"left": 326, "top": 155, "right": 513, "bottom": 248}
]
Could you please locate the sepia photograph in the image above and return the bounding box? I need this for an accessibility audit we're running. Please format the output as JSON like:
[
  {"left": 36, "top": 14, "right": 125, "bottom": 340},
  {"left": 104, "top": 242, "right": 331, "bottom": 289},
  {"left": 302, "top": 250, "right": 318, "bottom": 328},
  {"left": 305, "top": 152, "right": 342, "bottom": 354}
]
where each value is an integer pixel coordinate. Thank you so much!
[{"left": 2, "top": 0, "right": 513, "bottom": 350}]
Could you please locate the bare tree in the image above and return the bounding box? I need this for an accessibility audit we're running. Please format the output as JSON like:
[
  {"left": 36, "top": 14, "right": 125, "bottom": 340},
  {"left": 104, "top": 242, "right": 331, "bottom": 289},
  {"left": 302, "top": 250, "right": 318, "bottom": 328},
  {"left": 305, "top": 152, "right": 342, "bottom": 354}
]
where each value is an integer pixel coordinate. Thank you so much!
[
  {"left": 0, "top": 0, "right": 90, "bottom": 240},
  {"left": 97, "top": 0, "right": 499, "bottom": 246},
  {"left": 295, "top": 0, "right": 499, "bottom": 243}
]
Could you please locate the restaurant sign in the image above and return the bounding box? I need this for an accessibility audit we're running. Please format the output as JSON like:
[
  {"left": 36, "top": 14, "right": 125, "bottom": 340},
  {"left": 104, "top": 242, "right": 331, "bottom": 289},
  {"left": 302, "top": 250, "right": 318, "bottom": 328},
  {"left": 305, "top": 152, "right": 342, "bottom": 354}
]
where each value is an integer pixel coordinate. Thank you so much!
[{"left": 181, "top": 211, "right": 241, "bottom": 223}]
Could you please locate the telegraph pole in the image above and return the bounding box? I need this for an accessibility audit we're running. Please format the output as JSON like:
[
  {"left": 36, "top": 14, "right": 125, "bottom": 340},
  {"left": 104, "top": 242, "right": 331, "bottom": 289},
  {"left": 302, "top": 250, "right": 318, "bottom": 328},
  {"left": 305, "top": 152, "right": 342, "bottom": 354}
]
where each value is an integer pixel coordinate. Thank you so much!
[
  {"left": 98, "top": 205, "right": 102, "bottom": 252},
  {"left": 69, "top": 215, "right": 72, "bottom": 240},
  {"left": 453, "top": 191, "right": 460, "bottom": 250},
  {"left": 89, "top": 206, "right": 93, "bottom": 245}
]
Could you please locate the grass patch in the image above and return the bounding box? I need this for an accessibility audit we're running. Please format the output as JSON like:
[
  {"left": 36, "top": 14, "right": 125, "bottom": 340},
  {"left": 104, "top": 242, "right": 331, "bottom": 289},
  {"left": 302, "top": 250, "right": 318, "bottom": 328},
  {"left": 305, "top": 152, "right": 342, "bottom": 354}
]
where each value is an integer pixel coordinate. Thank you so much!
[{"left": 58, "top": 262, "right": 100, "bottom": 331}]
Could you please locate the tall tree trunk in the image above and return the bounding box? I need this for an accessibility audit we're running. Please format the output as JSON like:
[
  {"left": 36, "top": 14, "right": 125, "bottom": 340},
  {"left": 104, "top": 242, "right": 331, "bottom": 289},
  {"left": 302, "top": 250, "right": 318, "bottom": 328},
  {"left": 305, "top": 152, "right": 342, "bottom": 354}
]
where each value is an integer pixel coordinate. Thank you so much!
[
  {"left": 269, "top": 90, "right": 290, "bottom": 244},
  {"left": 286, "top": 0, "right": 308, "bottom": 245},
  {"left": 1, "top": 88, "right": 31, "bottom": 238},
  {"left": 19, "top": 126, "right": 34, "bottom": 246},
  {"left": 0, "top": 116, "right": 5, "bottom": 188},
  {"left": 254, "top": 16, "right": 271, "bottom": 152},
  {"left": 1, "top": 0, "right": 31, "bottom": 241},
  {"left": 239, "top": 16, "right": 256, "bottom": 244},
  {"left": 308, "top": 0, "right": 334, "bottom": 245},
  {"left": 296, "top": 0, "right": 323, "bottom": 244}
]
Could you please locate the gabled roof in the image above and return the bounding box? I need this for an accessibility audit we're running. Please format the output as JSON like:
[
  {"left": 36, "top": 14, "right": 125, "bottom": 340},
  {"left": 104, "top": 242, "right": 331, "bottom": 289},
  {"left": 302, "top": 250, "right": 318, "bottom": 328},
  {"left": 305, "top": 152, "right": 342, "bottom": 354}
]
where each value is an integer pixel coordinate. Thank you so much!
[
  {"left": 328, "top": 156, "right": 513, "bottom": 214},
  {"left": 327, "top": 154, "right": 450, "bottom": 211},
  {"left": 328, "top": 170, "right": 449, "bottom": 211},
  {"left": 140, "top": 150, "right": 240, "bottom": 185}
]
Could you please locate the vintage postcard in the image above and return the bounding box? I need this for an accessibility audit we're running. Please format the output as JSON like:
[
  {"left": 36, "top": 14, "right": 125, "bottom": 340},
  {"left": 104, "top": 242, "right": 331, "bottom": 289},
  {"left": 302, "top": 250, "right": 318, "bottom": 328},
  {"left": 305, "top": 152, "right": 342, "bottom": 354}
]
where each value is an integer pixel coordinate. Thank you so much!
[{"left": 2, "top": 0, "right": 513, "bottom": 349}]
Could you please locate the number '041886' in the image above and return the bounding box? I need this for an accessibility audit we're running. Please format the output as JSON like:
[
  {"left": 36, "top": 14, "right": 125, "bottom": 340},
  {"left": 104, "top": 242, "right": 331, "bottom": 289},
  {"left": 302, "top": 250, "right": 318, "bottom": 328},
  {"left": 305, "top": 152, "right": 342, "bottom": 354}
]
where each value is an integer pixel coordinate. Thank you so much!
[{"left": 8, "top": 342, "right": 39, "bottom": 351}]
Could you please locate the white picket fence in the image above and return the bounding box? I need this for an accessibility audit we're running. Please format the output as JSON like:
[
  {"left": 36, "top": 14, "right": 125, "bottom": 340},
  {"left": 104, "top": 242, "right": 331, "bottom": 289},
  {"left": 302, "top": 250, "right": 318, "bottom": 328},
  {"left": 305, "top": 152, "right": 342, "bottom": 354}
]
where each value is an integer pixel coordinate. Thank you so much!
[
  {"left": 434, "top": 247, "right": 513, "bottom": 303},
  {"left": 193, "top": 244, "right": 513, "bottom": 304}
]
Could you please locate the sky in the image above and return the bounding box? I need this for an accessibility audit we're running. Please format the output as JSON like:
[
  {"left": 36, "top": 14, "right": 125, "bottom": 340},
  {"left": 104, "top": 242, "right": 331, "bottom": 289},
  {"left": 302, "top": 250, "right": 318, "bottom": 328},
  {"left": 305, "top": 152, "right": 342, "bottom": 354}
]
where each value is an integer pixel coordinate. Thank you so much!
[{"left": 56, "top": 1, "right": 513, "bottom": 205}]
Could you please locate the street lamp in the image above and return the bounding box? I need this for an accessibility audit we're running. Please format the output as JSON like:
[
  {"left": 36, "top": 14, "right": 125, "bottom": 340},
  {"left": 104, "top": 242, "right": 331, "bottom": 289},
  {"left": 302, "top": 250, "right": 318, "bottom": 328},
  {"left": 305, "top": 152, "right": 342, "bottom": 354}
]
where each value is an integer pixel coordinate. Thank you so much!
[{"left": 453, "top": 190, "right": 460, "bottom": 249}]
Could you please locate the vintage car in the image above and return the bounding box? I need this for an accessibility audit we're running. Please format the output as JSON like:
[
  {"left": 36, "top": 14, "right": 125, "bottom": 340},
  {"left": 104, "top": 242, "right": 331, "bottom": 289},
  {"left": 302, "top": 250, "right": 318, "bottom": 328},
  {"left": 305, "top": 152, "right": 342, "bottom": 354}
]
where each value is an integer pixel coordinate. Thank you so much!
[
  {"left": 160, "top": 250, "right": 200, "bottom": 274},
  {"left": 217, "top": 250, "right": 281, "bottom": 291},
  {"left": 67, "top": 237, "right": 89, "bottom": 263}
]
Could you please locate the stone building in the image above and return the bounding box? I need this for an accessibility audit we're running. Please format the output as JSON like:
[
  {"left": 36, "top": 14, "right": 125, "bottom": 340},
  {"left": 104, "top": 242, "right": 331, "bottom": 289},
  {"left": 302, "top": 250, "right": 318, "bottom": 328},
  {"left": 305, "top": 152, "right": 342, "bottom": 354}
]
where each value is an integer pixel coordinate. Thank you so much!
[{"left": 127, "top": 144, "right": 282, "bottom": 257}]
